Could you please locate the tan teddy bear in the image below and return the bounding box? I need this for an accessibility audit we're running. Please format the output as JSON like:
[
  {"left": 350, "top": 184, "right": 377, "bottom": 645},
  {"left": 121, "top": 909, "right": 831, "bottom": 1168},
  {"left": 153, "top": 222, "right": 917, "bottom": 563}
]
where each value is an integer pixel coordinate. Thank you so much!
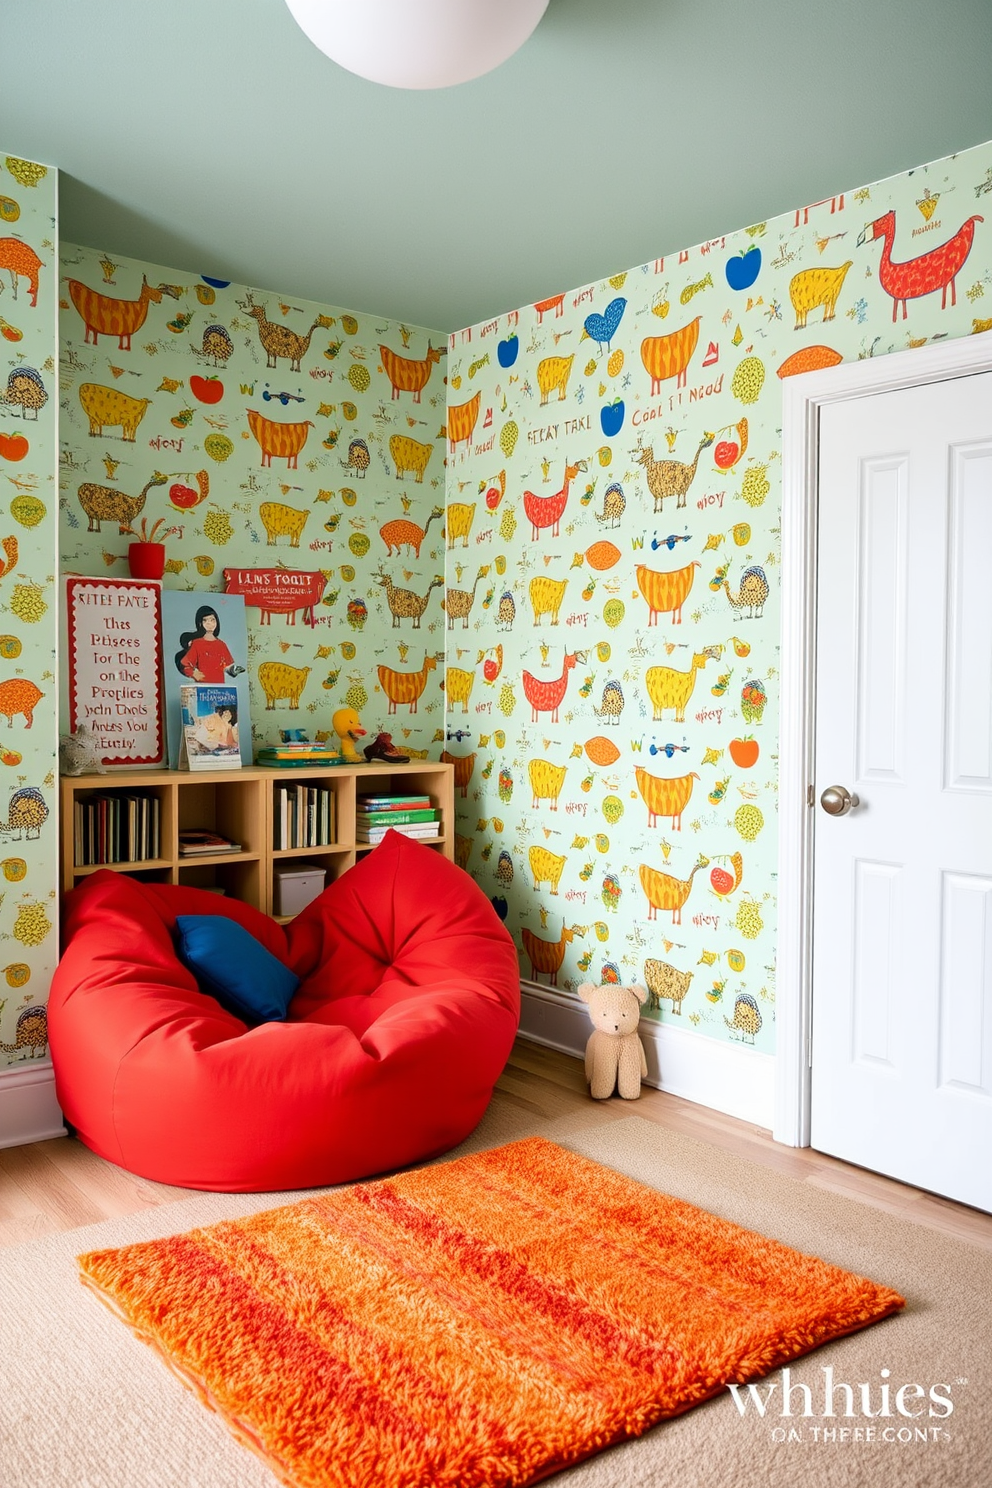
[{"left": 577, "top": 982, "right": 649, "bottom": 1100}]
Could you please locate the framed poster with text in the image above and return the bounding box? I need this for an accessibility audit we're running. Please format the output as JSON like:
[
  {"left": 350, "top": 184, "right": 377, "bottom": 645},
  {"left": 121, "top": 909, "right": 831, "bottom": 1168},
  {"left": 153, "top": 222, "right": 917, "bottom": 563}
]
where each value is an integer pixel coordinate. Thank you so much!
[{"left": 66, "top": 577, "right": 165, "bottom": 768}]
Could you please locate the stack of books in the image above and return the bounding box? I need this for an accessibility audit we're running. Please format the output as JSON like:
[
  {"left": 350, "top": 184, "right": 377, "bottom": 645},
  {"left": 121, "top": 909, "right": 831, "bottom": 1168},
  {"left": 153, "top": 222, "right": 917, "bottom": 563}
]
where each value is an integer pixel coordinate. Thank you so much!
[
  {"left": 178, "top": 829, "right": 242, "bottom": 857},
  {"left": 275, "top": 784, "right": 335, "bottom": 850},
  {"left": 356, "top": 793, "right": 439, "bottom": 845},
  {"left": 256, "top": 740, "right": 342, "bottom": 768},
  {"left": 73, "top": 792, "right": 160, "bottom": 867}
]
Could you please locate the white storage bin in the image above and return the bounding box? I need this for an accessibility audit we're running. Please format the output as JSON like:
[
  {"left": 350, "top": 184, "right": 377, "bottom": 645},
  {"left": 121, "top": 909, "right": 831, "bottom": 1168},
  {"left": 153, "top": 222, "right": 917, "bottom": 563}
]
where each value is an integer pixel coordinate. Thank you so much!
[{"left": 273, "top": 866, "right": 326, "bottom": 917}]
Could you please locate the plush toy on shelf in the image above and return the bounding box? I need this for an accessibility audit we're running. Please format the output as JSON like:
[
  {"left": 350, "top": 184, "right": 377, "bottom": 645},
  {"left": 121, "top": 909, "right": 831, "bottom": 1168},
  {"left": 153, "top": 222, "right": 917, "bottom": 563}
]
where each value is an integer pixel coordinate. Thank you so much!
[
  {"left": 578, "top": 981, "right": 648, "bottom": 1100},
  {"left": 331, "top": 706, "right": 367, "bottom": 763},
  {"left": 59, "top": 723, "right": 105, "bottom": 777}
]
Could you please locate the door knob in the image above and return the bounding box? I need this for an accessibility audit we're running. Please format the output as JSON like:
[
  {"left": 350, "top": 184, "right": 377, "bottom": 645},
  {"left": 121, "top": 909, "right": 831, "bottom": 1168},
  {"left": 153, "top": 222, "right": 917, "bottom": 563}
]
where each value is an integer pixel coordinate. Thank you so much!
[{"left": 820, "top": 784, "right": 859, "bottom": 816}]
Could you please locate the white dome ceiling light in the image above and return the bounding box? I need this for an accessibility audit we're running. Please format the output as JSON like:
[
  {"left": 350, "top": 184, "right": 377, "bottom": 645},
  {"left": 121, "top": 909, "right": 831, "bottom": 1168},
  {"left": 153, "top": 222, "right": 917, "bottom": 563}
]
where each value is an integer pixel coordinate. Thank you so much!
[{"left": 284, "top": 0, "right": 549, "bottom": 90}]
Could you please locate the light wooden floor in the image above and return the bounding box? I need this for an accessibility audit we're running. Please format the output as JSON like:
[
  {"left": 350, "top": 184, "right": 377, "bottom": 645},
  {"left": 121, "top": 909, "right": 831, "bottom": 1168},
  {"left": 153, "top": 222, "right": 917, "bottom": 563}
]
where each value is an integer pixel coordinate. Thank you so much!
[{"left": 3, "top": 1039, "right": 991, "bottom": 1251}]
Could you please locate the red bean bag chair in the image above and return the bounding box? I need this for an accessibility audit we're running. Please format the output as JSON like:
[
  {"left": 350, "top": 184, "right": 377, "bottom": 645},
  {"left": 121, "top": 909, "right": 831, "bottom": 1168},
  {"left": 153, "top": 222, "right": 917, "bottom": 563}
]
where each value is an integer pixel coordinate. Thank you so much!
[{"left": 48, "top": 831, "right": 520, "bottom": 1192}]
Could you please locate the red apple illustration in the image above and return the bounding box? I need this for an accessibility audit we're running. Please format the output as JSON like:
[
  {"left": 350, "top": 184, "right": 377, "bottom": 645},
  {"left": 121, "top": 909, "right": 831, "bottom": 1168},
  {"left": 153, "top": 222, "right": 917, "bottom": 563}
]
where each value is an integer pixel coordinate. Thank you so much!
[
  {"left": 710, "top": 866, "right": 735, "bottom": 896},
  {"left": 485, "top": 485, "right": 502, "bottom": 511},
  {"left": 714, "top": 438, "right": 740, "bottom": 469},
  {"left": 729, "top": 736, "right": 760, "bottom": 768},
  {"left": 169, "top": 482, "right": 199, "bottom": 510},
  {"left": 190, "top": 375, "right": 224, "bottom": 404},
  {"left": 0, "top": 432, "right": 29, "bottom": 462}
]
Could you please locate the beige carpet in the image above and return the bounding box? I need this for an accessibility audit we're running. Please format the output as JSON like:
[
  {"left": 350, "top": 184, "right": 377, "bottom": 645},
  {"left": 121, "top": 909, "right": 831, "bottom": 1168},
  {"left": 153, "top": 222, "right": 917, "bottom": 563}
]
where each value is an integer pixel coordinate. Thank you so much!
[{"left": 1, "top": 1103, "right": 989, "bottom": 1488}]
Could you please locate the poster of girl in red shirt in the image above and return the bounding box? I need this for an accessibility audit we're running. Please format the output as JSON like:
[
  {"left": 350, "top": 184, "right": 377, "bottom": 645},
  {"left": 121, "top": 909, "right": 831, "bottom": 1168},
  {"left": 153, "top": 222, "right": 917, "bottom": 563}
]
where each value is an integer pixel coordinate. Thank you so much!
[
  {"left": 161, "top": 592, "right": 250, "bottom": 768},
  {"left": 176, "top": 605, "right": 238, "bottom": 684}
]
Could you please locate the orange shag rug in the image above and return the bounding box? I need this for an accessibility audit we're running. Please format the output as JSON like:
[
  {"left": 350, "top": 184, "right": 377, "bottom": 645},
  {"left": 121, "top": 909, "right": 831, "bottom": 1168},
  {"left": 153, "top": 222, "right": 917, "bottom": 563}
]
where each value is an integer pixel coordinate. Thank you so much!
[{"left": 77, "top": 1137, "right": 904, "bottom": 1488}]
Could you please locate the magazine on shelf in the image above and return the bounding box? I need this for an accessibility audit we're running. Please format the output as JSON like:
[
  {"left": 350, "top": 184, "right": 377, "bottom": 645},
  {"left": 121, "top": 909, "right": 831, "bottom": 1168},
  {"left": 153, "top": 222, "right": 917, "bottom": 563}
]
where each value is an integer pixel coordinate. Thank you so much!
[
  {"left": 178, "top": 684, "right": 242, "bottom": 771},
  {"left": 357, "top": 795, "right": 432, "bottom": 811},
  {"left": 177, "top": 830, "right": 242, "bottom": 856}
]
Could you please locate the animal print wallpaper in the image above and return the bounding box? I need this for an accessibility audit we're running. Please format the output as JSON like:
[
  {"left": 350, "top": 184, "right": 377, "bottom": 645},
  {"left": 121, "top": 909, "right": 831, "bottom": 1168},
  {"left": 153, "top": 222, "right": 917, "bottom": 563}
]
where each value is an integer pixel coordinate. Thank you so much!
[
  {"left": 444, "top": 138, "right": 992, "bottom": 1056},
  {"left": 0, "top": 154, "right": 58, "bottom": 1070},
  {"left": 58, "top": 244, "right": 446, "bottom": 751}
]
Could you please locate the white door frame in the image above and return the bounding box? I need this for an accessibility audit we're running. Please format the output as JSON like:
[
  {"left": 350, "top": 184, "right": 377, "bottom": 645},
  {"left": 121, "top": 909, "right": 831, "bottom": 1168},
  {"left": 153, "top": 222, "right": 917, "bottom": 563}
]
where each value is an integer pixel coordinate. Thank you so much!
[{"left": 775, "top": 332, "right": 992, "bottom": 1146}]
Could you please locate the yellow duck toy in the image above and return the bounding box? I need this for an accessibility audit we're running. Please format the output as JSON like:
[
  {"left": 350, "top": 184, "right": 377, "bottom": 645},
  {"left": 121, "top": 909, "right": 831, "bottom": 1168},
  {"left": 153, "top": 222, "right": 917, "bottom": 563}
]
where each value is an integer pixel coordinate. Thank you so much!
[{"left": 332, "top": 706, "right": 367, "bottom": 763}]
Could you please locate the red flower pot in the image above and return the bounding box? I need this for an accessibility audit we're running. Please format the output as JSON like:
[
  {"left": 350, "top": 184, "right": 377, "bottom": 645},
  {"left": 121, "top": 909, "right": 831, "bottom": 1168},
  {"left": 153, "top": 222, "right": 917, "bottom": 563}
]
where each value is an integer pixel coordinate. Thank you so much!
[{"left": 128, "top": 543, "right": 166, "bottom": 580}]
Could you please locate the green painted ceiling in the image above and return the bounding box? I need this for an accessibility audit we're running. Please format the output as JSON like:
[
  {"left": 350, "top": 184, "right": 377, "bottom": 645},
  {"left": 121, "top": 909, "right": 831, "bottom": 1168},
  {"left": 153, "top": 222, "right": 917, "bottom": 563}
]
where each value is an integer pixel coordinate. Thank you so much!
[{"left": 2, "top": 0, "right": 990, "bottom": 332}]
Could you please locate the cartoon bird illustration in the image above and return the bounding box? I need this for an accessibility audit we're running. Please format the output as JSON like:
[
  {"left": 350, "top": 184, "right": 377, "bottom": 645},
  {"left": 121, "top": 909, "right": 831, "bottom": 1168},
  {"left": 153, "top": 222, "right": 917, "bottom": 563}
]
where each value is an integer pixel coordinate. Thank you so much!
[
  {"left": 857, "top": 210, "right": 984, "bottom": 321},
  {"left": 582, "top": 297, "right": 627, "bottom": 353},
  {"left": 200, "top": 323, "right": 234, "bottom": 366},
  {"left": 482, "top": 644, "right": 504, "bottom": 684},
  {"left": 495, "top": 849, "right": 514, "bottom": 887},
  {"left": 497, "top": 590, "right": 516, "bottom": 630},
  {"left": 1, "top": 367, "right": 47, "bottom": 419}
]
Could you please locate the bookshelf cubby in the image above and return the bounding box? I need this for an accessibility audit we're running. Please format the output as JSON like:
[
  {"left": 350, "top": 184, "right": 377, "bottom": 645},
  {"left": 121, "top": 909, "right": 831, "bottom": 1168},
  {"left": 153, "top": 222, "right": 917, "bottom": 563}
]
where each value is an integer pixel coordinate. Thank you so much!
[{"left": 60, "top": 761, "right": 455, "bottom": 918}]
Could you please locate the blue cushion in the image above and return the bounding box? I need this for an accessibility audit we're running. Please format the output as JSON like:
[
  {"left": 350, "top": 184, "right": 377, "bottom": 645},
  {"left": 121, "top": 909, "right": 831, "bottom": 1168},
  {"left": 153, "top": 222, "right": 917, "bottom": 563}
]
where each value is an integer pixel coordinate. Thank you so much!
[{"left": 174, "top": 915, "right": 299, "bottom": 1023}]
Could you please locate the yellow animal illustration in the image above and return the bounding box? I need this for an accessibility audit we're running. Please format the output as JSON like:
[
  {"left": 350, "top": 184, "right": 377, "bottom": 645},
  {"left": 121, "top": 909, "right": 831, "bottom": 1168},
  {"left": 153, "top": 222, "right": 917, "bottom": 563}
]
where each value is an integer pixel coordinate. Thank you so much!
[
  {"left": 644, "top": 647, "right": 721, "bottom": 721},
  {"left": 639, "top": 853, "right": 709, "bottom": 923},
  {"left": 257, "top": 661, "right": 311, "bottom": 709},
  {"left": 445, "top": 501, "right": 476, "bottom": 549},
  {"left": 788, "top": 262, "right": 853, "bottom": 328},
  {"left": 536, "top": 354, "right": 575, "bottom": 405},
  {"left": 454, "top": 832, "right": 473, "bottom": 870},
  {"left": 529, "top": 575, "right": 568, "bottom": 626},
  {"left": 528, "top": 759, "right": 567, "bottom": 810},
  {"left": 378, "top": 652, "right": 438, "bottom": 714},
  {"left": 78, "top": 383, "right": 151, "bottom": 442},
  {"left": 643, "top": 958, "right": 694, "bottom": 1015},
  {"left": 389, "top": 434, "right": 434, "bottom": 484},
  {"left": 529, "top": 844, "right": 567, "bottom": 895},
  {"left": 259, "top": 502, "right": 310, "bottom": 548},
  {"left": 634, "top": 768, "right": 699, "bottom": 830},
  {"left": 445, "top": 665, "right": 475, "bottom": 714}
]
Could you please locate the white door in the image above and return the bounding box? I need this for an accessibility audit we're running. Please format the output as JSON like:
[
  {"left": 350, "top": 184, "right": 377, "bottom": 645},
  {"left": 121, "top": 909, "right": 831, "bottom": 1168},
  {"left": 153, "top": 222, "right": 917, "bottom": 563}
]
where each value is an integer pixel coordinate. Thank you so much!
[{"left": 811, "top": 371, "right": 992, "bottom": 1213}]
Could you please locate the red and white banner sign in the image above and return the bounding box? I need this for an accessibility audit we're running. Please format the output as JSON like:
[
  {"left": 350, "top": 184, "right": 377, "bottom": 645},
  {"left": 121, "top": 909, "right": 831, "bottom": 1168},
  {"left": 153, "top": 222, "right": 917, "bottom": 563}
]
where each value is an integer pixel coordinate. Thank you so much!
[{"left": 223, "top": 568, "right": 326, "bottom": 626}]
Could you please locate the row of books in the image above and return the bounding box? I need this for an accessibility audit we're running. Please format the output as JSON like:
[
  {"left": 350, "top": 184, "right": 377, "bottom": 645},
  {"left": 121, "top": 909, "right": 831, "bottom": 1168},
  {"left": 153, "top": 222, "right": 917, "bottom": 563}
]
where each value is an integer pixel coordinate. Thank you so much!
[
  {"left": 256, "top": 740, "right": 343, "bottom": 769},
  {"left": 276, "top": 784, "right": 336, "bottom": 850},
  {"left": 356, "top": 792, "right": 439, "bottom": 844},
  {"left": 73, "top": 793, "right": 161, "bottom": 868}
]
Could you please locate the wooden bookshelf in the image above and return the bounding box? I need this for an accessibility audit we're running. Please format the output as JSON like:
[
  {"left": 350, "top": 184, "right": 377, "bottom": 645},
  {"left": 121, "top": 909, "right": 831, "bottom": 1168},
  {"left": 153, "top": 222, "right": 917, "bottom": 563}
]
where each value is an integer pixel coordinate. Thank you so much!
[{"left": 59, "top": 761, "right": 455, "bottom": 917}]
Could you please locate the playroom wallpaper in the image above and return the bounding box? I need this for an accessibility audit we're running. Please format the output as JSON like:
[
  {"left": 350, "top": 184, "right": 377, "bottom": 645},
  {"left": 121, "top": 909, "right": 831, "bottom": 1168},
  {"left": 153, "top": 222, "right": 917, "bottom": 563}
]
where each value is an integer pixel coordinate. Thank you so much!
[
  {"left": 0, "top": 153, "right": 58, "bottom": 1069},
  {"left": 444, "top": 138, "right": 992, "bottom": 1056},
  {"left": 58, "top": 244, "right": 446, "bottom": 754}
]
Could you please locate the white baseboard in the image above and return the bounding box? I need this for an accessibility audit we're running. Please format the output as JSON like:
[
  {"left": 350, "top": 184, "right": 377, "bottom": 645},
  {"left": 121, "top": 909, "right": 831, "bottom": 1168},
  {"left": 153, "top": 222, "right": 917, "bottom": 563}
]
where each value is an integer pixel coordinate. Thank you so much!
[
  {"left": 0, "top": 1062, "right": 66, "bottom": 1149},
  {"left": 519, "top": 980, "right": 775, "bottom": 1130}
]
